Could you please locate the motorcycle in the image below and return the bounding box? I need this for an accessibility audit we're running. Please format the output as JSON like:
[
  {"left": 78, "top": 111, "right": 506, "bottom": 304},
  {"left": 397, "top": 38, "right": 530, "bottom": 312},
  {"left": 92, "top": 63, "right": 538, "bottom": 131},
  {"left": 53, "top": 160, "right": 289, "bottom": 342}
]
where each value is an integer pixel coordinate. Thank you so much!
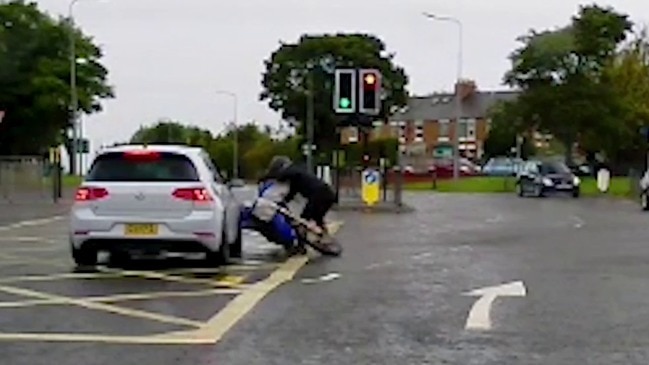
[{"left": 240, "top": 180, "right": 342, "bottom": 256}]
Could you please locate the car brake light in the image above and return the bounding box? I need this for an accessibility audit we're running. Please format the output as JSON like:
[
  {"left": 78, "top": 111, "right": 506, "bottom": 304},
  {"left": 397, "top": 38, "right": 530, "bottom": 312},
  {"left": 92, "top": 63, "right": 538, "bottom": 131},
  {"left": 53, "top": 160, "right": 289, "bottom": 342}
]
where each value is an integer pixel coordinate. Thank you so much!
[
  {"left": 172, "top": 187, "right": 213, "bottom": 202},
  {"left": 123, "top": 150, "right": 160, "bottom": 161},
  {"left": 75, "top": 187, "right": 109, "bottom": 201}
]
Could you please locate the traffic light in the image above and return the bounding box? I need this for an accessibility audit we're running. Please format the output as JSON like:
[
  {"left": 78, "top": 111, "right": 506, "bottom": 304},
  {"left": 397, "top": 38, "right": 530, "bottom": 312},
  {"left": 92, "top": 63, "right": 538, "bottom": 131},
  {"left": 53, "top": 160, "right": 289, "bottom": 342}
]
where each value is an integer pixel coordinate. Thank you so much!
[
  {"left": 359, "top": 69, "right": 381, "bottom": 115},
  {"left": 334, "top": 69, "right": 356, "bottom": 114}
]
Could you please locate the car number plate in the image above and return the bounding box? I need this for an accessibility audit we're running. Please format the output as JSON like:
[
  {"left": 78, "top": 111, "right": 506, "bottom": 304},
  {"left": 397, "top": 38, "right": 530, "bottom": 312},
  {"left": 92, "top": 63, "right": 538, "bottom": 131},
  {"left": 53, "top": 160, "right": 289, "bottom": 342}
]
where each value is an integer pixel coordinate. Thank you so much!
[
  {"left": 124, "top": 223, "right": 158, "bottom": 236},
  {"left": 557, "top": 184, "right": 571, "bottom": 189}
]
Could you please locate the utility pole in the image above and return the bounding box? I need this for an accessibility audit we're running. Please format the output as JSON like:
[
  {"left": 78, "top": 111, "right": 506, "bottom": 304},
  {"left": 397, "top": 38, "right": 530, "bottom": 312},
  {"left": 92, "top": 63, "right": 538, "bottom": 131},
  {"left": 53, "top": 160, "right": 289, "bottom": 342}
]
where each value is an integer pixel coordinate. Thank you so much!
[
  {"left": 68, "top": 0, "right": 80, "bottom": 175},
  {"left": 215, "top": 91, "right": 238, "bottom": 178},
  {"left": 306, "top": 71, "right": 315, "bottom": 174},
  {"left": 423, "top": 12, "right": 463, "bottom": 180}
]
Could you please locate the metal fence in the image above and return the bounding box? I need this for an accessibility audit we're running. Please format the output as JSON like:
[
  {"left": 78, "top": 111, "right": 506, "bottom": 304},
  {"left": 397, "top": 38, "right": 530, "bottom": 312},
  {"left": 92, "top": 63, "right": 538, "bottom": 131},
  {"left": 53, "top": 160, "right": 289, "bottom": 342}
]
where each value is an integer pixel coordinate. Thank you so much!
[{"left": 0, "top": 156, "right": 49, "bottom": 203}]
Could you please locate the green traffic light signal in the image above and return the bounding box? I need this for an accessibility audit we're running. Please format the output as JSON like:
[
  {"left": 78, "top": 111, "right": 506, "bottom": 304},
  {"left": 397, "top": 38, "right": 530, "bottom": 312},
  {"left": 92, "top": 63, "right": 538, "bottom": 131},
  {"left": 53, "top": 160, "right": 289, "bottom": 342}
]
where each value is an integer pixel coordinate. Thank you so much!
[{"left": 339, "top": 97, "right": 351, "bottom": 109}]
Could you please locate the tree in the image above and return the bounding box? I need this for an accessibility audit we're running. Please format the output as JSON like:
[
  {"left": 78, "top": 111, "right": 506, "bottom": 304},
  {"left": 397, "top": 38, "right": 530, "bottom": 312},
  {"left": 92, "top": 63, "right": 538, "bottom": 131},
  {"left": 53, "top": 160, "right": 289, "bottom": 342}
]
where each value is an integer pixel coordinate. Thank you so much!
[
  {"left": 503, "top": 5, "right": 632, "bottom": 164},
  {"left": 129, "top": 120, "right": 303, "bottom": 180},
  {"left": 483, "top": 101, "right": 535, "bottom": 159},
  {"left": 0, "top": 0, "right": 113, "bottom": 158},
  {"left": 260, "top": 33, "right": 409, "bottom": 152},
  {"left": 130, "top": 120, "right": 213, "bottom": 146},
  {"left": 595, "top": 28, "right": 649, "bottom": 165}
]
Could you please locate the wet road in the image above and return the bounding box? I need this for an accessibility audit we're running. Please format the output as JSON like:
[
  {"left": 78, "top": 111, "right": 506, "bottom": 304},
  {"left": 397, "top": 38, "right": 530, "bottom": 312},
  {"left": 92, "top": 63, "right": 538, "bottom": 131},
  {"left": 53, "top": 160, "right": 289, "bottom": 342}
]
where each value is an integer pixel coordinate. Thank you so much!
[{"left": 2, "top": 192, "right": 649, "bottom": 364}]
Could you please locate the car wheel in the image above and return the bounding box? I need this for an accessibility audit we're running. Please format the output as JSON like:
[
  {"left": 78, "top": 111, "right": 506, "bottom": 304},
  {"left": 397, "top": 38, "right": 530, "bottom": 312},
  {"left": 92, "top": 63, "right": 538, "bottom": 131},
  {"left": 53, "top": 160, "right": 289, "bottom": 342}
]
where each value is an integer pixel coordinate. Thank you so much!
[
  {"left": 71, "top": 245, "right": 97, "bottom": 267},
  {"left": 533, "top": 184, "right": 544, "bottom": 198},
  {"left": 572, "top": 188, "right": 580, "bottom": 198},
  {"left": 206, "top": 226, "right": 230, "bottom": 266},
  {"left": 230, "top": 219, "right": 243, "bottom": 258},
  {"left": 516, "top": 182, "right": 524, "bottom": 197},
  {"left": 641, "top": 191, "right": 649, "bottom": 211}
]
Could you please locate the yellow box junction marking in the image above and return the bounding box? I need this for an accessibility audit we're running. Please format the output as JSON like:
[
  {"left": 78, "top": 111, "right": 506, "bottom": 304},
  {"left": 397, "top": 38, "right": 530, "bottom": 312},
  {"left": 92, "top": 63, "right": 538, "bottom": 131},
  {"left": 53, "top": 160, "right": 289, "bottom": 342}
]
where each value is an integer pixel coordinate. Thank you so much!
[{"left": 0, "top": 219, "right": 344, "bottom": 344}]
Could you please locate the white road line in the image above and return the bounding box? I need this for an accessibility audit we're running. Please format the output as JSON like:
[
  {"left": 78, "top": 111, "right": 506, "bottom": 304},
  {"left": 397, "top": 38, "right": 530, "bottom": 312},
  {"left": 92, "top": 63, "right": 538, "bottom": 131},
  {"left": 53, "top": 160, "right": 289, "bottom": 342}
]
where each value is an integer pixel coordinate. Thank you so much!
[
  {"left": 411, "top": 252, "right": 433, "bottom": 260},
  {"left": 571, "top": 215, "right": 585, "bottom": 228},
  {"left": 0, "top": 216, "right": 64, "bottom": 232},
  {"left": 301, "top": 272, "right": 341, "bottom": 284},
  {"left": 365, "top": 260, "right": 394, "bottom": 270}
]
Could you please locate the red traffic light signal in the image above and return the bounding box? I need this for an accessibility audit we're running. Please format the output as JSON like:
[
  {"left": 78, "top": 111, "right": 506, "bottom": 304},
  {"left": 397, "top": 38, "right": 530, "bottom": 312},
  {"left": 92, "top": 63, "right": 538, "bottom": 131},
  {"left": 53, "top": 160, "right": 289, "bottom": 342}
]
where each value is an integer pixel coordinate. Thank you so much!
[
  {"left": 362, "top": 72, "right": 379, "bottom": 90},
  {"left": 359, "top": 69, "right": 381, "bottom": 115}
]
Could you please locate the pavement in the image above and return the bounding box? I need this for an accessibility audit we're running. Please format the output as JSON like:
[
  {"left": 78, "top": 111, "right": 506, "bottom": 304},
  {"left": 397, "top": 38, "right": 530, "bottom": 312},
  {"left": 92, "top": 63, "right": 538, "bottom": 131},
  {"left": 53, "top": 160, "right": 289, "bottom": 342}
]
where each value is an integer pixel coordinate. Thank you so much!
[
  {"left": 0, "top": 188, "right": 74, "bottom": 226},
  {"left": 1, "top": 191, "right": 649, "bottom": 363}
]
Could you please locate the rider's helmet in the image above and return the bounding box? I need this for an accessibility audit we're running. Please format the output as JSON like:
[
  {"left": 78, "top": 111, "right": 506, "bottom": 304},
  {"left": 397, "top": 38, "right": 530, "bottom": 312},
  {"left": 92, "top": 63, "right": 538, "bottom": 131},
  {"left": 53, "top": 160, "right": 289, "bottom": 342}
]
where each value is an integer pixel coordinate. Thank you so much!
[{"left": 267, "top": 155, "right": 292, "bottom": 176}]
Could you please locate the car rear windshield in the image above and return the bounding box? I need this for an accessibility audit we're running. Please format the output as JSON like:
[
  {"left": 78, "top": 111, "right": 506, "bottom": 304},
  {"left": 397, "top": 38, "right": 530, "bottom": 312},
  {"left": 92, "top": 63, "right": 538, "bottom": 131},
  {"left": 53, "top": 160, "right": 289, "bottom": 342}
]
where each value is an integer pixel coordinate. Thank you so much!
[{"left": 86, "top": 151, "right": 200, "bottom": 182}]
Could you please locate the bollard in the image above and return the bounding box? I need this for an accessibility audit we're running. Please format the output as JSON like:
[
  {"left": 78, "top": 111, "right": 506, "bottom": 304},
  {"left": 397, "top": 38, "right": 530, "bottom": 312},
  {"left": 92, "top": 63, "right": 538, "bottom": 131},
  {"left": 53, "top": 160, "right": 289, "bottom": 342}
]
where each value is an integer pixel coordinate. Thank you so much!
[{"left": 431, "top": 169, "right": 437, "bottom": 190}]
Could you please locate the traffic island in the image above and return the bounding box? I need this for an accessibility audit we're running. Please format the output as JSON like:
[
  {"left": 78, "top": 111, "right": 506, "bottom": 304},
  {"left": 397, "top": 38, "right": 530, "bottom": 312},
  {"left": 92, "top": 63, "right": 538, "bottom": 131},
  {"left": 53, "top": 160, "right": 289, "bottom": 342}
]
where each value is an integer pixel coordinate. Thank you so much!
[{"left": 333, "top": 199, "right": 415, "bottom": 213}]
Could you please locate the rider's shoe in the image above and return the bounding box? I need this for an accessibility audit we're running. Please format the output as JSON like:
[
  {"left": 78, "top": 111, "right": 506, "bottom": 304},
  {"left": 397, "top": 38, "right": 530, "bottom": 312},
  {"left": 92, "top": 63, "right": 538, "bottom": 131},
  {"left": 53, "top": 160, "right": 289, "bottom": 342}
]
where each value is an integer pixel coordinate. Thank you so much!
[{"left": 286, "top": 243, "right": 307, "bottom": 256}]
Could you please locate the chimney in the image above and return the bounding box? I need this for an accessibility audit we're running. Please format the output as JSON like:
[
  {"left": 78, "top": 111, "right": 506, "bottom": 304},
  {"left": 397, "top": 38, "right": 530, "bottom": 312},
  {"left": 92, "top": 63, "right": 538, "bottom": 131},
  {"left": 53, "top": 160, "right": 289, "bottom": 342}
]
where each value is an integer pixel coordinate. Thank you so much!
[{"left": 454, "top": 79, "right": 477, "bottom": 100}]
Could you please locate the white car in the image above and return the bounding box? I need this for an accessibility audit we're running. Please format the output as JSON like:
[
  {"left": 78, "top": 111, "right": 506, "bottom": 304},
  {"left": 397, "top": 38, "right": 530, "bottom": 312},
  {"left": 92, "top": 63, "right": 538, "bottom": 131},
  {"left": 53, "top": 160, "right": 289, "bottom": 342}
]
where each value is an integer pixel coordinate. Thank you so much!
[{"left": 69, "top": 144, "right": 243, "bottom": 267}]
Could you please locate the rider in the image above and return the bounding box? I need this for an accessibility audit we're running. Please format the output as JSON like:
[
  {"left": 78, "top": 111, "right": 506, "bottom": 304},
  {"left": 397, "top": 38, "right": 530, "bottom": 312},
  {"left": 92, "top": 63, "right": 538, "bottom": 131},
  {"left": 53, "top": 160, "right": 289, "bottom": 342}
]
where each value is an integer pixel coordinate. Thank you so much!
[{"left": 258, "top": 155, "right": 337, "bottom": 255}]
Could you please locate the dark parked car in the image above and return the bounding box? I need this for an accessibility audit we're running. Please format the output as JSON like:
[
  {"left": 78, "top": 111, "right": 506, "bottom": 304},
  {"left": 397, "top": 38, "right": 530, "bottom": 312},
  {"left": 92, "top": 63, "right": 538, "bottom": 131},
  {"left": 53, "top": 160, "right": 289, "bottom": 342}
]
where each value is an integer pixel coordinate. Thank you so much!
[{"left": 516, "top": 160, "right": 581, "bottom": 198}]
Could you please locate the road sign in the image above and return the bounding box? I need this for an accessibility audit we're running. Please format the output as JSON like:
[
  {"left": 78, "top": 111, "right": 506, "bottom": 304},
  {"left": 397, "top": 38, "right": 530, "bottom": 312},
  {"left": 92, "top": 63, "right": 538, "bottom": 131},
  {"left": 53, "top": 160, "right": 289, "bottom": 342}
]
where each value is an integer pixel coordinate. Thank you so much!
[
  {"left": 361, "top": 168, "right": 380, "bottom": 206},
  {"left": 76, "top": 138, "right": 89, "bottom": 153}
]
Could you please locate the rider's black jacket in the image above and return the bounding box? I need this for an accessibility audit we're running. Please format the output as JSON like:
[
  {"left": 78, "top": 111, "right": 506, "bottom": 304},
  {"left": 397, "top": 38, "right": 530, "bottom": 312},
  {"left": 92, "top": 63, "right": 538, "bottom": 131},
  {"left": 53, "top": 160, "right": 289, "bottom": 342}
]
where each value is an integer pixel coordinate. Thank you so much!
[{"left": 259, "top": 163, "right": 335, "bottom": 204}]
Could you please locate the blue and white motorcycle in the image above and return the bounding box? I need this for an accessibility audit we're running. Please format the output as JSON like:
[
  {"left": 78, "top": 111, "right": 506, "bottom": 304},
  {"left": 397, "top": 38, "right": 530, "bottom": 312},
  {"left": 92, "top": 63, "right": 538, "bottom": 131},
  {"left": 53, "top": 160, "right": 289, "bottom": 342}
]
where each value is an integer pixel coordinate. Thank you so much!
[{"left": 240, "top": 180, "right": 342, "bottom": 256}]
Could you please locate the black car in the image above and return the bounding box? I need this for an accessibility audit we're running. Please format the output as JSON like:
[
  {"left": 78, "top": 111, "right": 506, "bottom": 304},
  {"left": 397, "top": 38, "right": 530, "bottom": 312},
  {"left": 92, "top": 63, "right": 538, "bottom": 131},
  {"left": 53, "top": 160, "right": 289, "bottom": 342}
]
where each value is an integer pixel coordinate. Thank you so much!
[{"left": 515, "top": 160, "right": 580, "bottom": 198}]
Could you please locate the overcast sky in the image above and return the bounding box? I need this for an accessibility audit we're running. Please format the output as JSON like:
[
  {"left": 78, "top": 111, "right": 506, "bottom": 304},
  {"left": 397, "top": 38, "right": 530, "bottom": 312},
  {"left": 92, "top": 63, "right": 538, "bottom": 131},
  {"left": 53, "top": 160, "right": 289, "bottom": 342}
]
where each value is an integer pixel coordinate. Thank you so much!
[{"left": 33, "top": 0, "right": 649, "bottom": 151}]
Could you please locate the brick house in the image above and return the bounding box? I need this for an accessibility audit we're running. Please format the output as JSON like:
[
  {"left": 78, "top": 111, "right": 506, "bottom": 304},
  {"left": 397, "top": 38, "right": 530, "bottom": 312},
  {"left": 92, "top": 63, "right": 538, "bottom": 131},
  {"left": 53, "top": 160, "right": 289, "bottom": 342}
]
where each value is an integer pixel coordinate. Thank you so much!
[{"left": 340, "top": 80, "right": 520, "bottom": 163}]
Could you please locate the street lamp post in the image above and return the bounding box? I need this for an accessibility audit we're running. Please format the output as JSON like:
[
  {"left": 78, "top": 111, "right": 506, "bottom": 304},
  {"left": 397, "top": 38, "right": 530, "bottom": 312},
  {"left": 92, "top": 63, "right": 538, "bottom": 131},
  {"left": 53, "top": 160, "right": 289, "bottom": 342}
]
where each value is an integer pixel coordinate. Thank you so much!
[
  {"left": 68, "top": 0, "right": 81, "bottom": 176},
  {"left": 423, "top": 12, "right": 464, "bottom": 180},
  {"left": 216, "top": 91, "right": 238, "bottom": 179}
]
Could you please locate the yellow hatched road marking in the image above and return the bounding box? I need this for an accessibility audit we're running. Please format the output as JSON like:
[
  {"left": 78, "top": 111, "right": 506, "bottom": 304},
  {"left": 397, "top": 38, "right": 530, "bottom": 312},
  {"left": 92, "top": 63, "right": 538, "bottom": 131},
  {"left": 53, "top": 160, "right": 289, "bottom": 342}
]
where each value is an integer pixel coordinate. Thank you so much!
[
  {"left": 168, "top": 220, "right": 344, "bottom": 343},
  {"left": 0, "top": 285, "right": 203, "bottom": 328},
  {"left": 0, "top": 218, "right": 344, "bottom": 344},
  {"left": 0, "top": 288, "right": 242, "bottom": 308}
]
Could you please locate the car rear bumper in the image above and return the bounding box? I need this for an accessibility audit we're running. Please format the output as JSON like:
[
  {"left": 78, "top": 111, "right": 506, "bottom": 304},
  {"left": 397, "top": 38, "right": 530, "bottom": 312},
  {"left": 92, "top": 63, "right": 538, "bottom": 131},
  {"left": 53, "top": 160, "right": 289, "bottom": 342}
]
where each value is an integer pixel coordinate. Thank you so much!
[{"left": 69, "top": 208, "right": 223, "bottom": 252}]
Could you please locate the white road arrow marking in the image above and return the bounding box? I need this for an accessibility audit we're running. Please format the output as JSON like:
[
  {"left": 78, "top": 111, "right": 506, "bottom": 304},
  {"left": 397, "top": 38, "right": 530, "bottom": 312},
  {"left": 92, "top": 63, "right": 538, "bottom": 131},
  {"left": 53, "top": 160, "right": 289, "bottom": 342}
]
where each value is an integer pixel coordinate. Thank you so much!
[{"left": 463, "top": 281, "right": 526, "bottom": 330}]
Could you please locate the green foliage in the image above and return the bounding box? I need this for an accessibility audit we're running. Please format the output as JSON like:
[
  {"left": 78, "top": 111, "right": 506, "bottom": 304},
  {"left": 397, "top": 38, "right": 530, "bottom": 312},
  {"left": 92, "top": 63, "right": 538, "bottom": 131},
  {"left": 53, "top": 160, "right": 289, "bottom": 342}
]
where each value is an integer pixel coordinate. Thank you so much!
[
  {"left": 130, "top": 120, "right": 213, "bottom": 145},
  {"left": 503, "top": 4, "right": 635, "bottom": 165},
  {"left": 260, "top": 33, "right": 409, "bottom": 151},
  {"left": 0, "top": 0, "right": 113, "bottom": 155},
  {"left": 130, "top": 121, "right": 302, "bottom": 180},
  {"left": 483, "top": 101, "right": 535, "bottom": 159},
  {"left": 596, "top": 29, "right": 649, "bottom": 163},
  {"left": 341, "top": 138, "right": 398, "bottom": 167}
]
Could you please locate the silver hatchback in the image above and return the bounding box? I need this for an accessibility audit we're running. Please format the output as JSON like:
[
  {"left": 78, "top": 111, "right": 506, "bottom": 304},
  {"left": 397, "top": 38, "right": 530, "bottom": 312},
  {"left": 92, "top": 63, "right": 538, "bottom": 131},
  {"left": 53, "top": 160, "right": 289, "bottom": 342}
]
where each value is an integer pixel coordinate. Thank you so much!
[{"left": 69, "top": 145, "right": 242, "bottom": 267}]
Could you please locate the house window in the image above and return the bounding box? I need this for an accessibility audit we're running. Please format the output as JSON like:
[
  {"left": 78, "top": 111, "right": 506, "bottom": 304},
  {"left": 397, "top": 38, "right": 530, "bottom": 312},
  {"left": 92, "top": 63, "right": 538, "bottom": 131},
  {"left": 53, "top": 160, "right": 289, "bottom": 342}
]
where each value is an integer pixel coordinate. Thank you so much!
[
  {"left": 415, "top": 129, "right": 424, "bottom": 143},
  {"left": 466, "top": 118, "right": 476, "bottom": 140},
  {"left": 439, "top": 119, "right": 449, "bottom": 137},
  {"left": 458, "top": 118, "right": 476, "bottom": 140},
  {"left": 398, "top": 121, "right": 406, "bottom": 144},
  {"left": 414, "top": 121, "right": 424, "bottom": 143}
]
